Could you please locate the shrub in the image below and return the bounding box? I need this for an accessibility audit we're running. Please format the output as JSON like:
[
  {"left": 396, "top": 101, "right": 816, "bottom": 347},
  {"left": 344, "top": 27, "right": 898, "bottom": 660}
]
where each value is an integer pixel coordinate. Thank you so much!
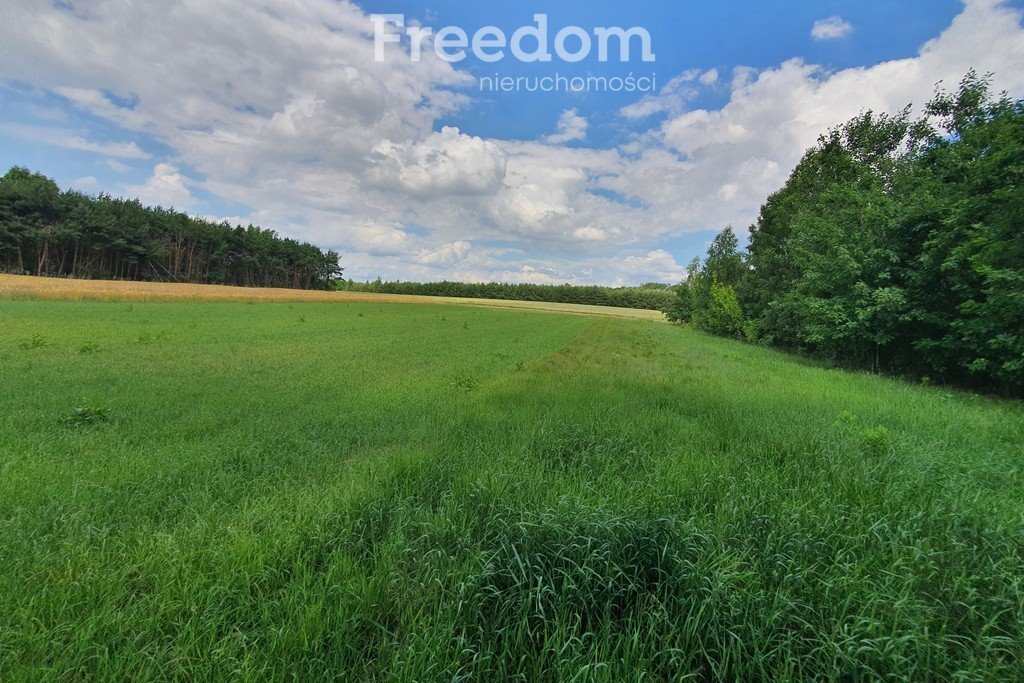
[{"left": 693, "top": 280, "right": 744, "bottom": 337}]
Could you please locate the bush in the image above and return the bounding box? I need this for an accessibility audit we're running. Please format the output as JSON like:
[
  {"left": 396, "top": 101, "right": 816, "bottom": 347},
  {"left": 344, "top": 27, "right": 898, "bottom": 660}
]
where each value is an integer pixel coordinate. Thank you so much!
[{"left": 693, "top": 280, "right": 744, "bottom": 337}]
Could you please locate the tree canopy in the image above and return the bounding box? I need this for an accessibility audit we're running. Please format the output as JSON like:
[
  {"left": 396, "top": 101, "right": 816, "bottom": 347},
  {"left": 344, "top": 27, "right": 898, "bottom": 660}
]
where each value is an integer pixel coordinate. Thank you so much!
[
  {"left": 666, "top": 73, "right": 1023, "bottom": 395},
  {"left": 338, "top": 279, "right": 675, "bottom": 311},
  {"left": 0, "top": 168, "right": 341, "bottom": 290}
]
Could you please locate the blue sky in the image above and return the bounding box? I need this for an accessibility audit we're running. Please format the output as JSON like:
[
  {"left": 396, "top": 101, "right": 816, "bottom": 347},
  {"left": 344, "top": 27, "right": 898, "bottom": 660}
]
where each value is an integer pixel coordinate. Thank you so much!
[
  {"left": 2, "top": 1, "right": 1023, "bottom": 284},
  {"left": 369, "top": 0, "right": 966, "bottom": 143}
]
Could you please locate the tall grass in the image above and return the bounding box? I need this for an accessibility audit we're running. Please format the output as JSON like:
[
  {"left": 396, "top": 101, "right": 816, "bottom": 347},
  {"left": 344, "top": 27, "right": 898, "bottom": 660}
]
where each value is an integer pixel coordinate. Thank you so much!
[{"left": 0, "top": 299, "right": 1021, "bottom": 679}]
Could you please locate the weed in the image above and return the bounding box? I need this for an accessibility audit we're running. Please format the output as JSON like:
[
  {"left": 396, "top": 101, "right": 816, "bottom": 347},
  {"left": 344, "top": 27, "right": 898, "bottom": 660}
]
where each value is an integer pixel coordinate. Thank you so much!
[
  {"left": 861, "top": 425, "right": 892, "bottom": 458},
  {"left": 62, "top": 405, "right": 111, "bottom": 427},
  {"left": 453, "top": 373, "right": 479, "bottom": 391},
  {"left": 18, "top": 334, "right": 48, "bottom": 349},
  {"left": 135, "top": 330, "right": 169, "bottom": 344}
]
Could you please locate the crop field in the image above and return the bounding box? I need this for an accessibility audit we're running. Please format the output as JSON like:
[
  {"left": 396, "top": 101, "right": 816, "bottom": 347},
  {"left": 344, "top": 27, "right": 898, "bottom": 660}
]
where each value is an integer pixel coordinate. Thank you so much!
[
  {"left": 0, "top": 275, "right": 664, "bottom": 321},
  {"left": 1, "top": 294, "right": 1023, "bottom": 680}
]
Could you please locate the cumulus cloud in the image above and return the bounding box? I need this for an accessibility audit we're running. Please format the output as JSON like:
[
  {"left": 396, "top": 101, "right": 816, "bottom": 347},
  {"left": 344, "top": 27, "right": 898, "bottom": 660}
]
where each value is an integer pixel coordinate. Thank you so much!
[
  {"left": 545, "top": 109, "right": 589, "bottom": 144},
  {"left": 573, "top": 226, "right": 607, "bottom": 242},
  {"left": 0, "top": 0, "right": 1022, "bottom": 284},
  {"left": 342, "top": 220, "right": 417, "bottom": 256},
  {"left": 812, "top": 16, "right": 854, "bottom": 40},
  {"left": 617, "top": 250, "right": 688, "bottom": 283},
  {"left": 416, "top": 240, "right": 472, "bottom": 266},
  {"left": 615, "top": 0, "right": 1024, "bottom": 243},
  {"left": 366, "top": 126, "right": 507, "bottom": 196},
  {"left": 127, "top": 164, "right": 193, "bottom": 209}
]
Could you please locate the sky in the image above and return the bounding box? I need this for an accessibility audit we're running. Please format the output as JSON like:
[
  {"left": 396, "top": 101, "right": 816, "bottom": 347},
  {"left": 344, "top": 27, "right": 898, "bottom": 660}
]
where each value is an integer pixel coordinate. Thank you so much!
[{"left": 1, "top": 0, "right": 1023, "bottom": 285}]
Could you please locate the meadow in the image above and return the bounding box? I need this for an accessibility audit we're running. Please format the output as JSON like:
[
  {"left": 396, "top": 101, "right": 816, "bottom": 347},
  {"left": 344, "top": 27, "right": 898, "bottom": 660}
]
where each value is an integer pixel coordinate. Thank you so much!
[{"left": 1, "top": 293, "right": 1022, "bottom": 680}]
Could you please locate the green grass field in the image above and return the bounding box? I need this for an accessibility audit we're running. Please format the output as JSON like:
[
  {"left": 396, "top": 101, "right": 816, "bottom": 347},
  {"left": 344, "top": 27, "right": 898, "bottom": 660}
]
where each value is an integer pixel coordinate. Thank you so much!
[{"left": 2, "top": 298, "right": 1023, "bottom": 680}]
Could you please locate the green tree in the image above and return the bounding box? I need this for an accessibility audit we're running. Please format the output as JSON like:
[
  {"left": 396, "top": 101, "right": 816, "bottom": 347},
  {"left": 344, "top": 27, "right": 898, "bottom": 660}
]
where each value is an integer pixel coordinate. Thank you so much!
[
  {"left": 703, "top": 226, "right": 746, "bottom": 287},
  {"left": 693, "top": 279, "right": 744, "bottom": 337},
  {"left": 664, "top": 257, "right": 701, "bottom": 322},
  {"left": 699, "top": 71, "right": 1021, "bottom": 394},
  {"left": 0, "top": 167, "right": 342, "bottom": 289},
  {"left": 899, "top": 72, "right": 1024, "bottom": 390}
]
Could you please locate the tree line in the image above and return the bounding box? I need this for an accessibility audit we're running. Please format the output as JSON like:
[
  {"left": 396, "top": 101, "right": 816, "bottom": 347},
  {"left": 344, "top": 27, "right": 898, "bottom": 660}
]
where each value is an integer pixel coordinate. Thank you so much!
[
  {"left": 0, "top": 168, "right": 341, "bottom": 289},
  {"left": 667, "top": 73, "right": 1023, "bottom": 396},
  {"left": 337, "top": 279, "right": 676, "bottom": 311}
]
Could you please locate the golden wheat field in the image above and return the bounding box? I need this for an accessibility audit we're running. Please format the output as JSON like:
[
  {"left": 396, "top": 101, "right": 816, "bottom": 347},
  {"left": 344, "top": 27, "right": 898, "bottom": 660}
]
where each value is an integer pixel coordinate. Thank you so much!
[{"left": 0, "top": 274, "right": 665, "bottom": 321}]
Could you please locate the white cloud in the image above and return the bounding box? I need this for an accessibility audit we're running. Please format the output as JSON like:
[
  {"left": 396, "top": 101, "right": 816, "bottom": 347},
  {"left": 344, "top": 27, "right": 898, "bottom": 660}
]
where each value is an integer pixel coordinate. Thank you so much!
[
  {"left": 127, "top": 164, "right": 193, "bottom": 209},
  {"left": 718, "top": 183, "right": 739, "bottom": 201},
  {"left": 499, "top": 265, "right": 564, "bottom": 285},
  {"left": 545, "top": 109, "right": 588, "bottom": 144},
  {"left": 622, "top": 0, "right": 1024, "bottom": 244},
  {"left": 472, "top": 250, "right": 691, "bottom": 288},
  {"left": 416, "top": 240, "right": 472, "bottom": 266},
  {"left": 614, "top": 250, "right": 687, "bottom": 285},
  {"left": 812, "top": 16, "right": 854, "bottom": 40},
  {"left": 0, "top": 123, "right": 149, "bottom": 159},
  {"left": 573, "top": 226, "right": 607, "bottom": 242},
  {"left": 71, "top": 176, "right": 99, "bottom": 190},
  {"left": 699, "top": 69, "right": 719, "bottom": 86},
  {"left": 335, "top": 220, "right": 416, "bottom": 256},
  {"left": 365, "top": 126, "right": 507, "bottom": 196},
  {"left": 620, "top": 70, "right": 702, "bottom": 119}
]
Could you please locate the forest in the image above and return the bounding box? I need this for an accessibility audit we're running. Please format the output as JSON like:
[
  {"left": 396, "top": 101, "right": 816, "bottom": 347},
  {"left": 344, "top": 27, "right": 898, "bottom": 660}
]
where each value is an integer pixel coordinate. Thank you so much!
[
  {"left": 337, "top": 278, "right": 675, "bottom": 310},
  {"left": 666, "top": 73, "right": 1023, "bottom": 395},
  {"left": 0, "top": 169, "right": 341, "bottom": 289}
]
